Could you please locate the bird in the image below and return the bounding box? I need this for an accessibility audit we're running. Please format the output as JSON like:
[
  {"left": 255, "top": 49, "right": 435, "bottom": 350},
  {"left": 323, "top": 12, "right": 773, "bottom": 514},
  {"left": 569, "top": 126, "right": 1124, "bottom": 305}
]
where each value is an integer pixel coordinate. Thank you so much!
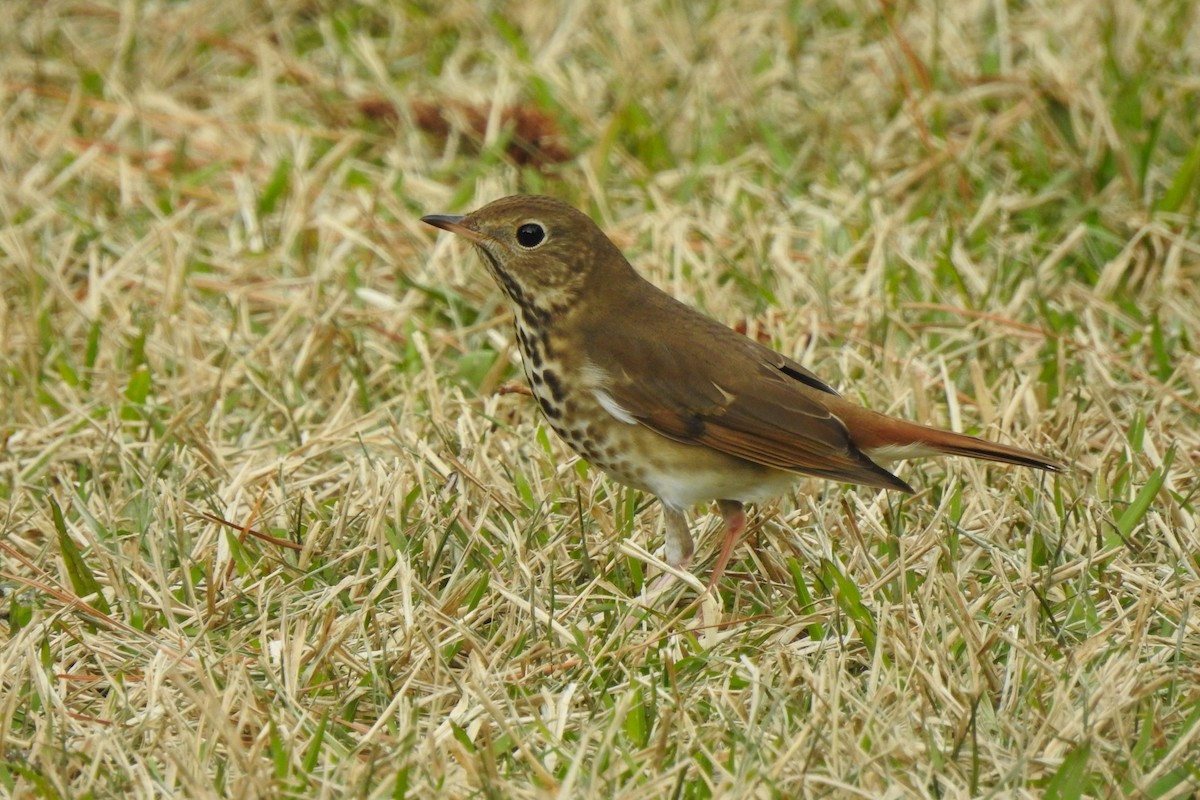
[{"left": 421, "top": 195, "right": 1064, "bottom": 586}]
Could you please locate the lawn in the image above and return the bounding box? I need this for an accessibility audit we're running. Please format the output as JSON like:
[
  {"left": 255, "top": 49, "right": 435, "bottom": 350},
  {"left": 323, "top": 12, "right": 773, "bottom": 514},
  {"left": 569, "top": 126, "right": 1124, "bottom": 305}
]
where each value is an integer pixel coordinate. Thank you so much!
[{"left": 1, "top": 1, "right": 1198, "bottom": 797}]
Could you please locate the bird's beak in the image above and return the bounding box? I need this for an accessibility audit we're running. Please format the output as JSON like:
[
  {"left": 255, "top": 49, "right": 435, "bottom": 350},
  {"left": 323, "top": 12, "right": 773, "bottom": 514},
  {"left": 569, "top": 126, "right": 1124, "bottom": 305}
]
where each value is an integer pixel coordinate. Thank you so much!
[{"left": 421, "top": 213, "right": 484, "bottom": 243}]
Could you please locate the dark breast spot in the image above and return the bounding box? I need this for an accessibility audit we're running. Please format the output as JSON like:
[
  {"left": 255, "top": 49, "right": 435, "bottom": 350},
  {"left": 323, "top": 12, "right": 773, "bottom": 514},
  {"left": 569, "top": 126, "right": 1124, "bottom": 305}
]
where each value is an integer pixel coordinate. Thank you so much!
[
  {"left": 514, "top": 327, "right": 544, "bottom": 369},
  {"left": 537, "top": 396, "right": 562, "bottom": 419},
  {"left": 524, "top": 304, "right": 550, "bottom": 329},
  {"left": 541, "top": 370, "right": 567, "bottom": 403}
]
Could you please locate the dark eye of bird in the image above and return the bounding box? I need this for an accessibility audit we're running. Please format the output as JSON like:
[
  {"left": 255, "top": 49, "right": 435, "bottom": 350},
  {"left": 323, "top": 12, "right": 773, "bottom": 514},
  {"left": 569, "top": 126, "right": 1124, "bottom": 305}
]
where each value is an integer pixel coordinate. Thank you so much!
[{"left": 516, "top": 223, "right": 545, "bottom": 248}]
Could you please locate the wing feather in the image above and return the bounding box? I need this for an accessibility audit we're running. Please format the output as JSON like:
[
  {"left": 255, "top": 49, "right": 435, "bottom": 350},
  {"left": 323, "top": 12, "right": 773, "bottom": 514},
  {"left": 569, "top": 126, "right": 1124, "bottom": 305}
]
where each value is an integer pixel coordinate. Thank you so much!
[{"left": 586, "top": 325, "right": 911, "bottom": 492}]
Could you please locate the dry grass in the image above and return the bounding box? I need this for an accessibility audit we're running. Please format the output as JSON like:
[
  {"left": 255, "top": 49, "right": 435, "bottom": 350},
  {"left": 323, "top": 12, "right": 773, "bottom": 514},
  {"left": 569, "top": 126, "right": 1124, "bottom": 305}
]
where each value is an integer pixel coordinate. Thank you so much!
[{"left": 2, "top": 1, "right": 1199, "bottom": 797}]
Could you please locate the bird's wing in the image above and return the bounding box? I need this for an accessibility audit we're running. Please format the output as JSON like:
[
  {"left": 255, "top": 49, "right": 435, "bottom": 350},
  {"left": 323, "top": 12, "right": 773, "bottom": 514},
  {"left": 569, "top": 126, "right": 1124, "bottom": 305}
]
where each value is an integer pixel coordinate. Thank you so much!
[{"left": 585, "top": 321, "right": 912, "bottom": 492}]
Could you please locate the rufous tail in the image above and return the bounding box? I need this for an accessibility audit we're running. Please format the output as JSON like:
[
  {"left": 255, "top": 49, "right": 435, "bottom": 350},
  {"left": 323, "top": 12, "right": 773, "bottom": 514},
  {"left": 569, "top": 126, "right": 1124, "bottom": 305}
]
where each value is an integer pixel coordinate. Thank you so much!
[{"left": 833, "top": 400, "right": 1066, "bottom": 473}]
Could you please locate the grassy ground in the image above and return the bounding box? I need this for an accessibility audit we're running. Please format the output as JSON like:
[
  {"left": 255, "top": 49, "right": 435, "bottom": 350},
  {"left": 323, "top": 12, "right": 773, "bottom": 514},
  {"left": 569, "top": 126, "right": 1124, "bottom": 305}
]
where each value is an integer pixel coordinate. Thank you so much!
[{"left": 2, "top": 1, "right": 1198, "bottom": 797}]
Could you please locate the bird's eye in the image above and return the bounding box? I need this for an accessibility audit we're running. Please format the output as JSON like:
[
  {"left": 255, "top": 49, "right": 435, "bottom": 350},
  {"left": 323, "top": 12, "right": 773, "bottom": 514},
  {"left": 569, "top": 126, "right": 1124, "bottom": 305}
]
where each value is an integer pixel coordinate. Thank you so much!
[{"left": 516, "top": 223, "right": 546, "bottom": 248}]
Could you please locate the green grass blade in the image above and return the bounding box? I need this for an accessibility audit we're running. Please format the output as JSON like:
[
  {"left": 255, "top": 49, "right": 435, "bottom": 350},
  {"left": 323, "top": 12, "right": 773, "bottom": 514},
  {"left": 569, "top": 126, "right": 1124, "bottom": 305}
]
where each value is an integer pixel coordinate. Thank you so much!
[
  {"left": 820, "top": 558, "right": 877, "bottom": 654},
  {"left": 1044, "top": 741, "right": 1092, "bottom": 800},
  {"left": 49, "top": 497, "right": 111, "bottom": 616},
  {"left": 1112, "top": 444, "right": 1176, "bottom": 544},
  {"left": 1155, "top": 135, "right": 1200, "bottom": 214}
]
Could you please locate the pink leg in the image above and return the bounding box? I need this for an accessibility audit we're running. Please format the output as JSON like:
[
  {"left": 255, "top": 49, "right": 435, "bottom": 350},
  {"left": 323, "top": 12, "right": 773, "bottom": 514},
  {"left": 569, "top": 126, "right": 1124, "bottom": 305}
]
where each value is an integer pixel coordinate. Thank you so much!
[
  {"left": 707, "top": 500, "right": 747, "bottom": 588},
  {"left": 639, "top": 505, "right": 695, "bottom": 600},
  {"left": 662, "top": 505, "right": 694, "bottom": 569}
]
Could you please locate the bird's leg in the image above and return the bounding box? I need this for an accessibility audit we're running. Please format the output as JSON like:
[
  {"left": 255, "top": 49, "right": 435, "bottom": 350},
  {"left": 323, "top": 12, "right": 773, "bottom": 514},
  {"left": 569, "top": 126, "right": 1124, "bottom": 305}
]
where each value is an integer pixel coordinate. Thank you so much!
[
  {"left": 639, "top": 505, "right": 695, "bottom": 601},
  {"left": 662, "top": 505, "right": 694, "bottom": 569},
  {"left": 707, "top": 499, "right": 747, "bottom": 587}
]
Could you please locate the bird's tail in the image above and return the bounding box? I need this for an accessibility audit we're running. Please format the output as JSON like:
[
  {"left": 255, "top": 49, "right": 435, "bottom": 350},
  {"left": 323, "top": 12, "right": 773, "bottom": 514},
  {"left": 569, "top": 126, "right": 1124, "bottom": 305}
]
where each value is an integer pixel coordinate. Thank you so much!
[{"left": 832, "top": 400, "right": 1066, "bottom": 473}]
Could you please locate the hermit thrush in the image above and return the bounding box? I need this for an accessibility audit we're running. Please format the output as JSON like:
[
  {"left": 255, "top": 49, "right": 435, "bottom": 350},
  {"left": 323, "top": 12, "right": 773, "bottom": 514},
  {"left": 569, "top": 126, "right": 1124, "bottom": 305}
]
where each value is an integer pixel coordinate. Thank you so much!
[{"left": 422, "top": 196, "right": 1064, "bottom": 584}]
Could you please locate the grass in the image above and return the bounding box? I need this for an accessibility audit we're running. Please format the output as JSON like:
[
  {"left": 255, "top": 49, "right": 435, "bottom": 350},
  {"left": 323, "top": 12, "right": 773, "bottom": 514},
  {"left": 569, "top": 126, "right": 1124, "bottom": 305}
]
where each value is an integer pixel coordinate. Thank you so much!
[{"left": 2, "top": 0, "right": 1199, "bottom": 797}]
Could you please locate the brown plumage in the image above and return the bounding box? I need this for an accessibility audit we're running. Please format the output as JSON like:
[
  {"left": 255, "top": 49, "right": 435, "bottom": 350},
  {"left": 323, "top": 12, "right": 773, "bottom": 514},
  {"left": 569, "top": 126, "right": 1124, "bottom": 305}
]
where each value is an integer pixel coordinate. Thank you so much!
[{"left": 422, "top": 195, "right": 1065, "bottom": 584}]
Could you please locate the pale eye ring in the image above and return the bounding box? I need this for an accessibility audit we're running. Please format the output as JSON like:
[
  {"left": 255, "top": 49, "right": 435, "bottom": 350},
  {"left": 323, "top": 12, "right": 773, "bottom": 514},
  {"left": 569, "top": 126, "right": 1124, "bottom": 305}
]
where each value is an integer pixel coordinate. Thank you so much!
[{"left": 516, "top": 222, "right": 546, "bottom": 248}]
